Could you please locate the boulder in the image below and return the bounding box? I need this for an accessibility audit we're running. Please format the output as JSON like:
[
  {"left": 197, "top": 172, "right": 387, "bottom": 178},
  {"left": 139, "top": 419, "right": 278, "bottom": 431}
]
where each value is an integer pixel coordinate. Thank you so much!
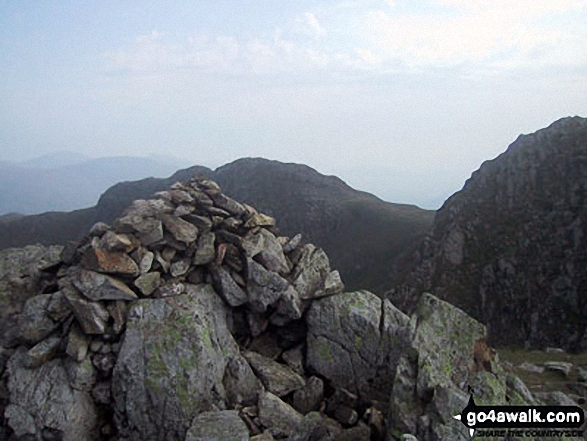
[
  {"left": 185, "top": 410, "right": 249, "bottom": 441},
  {"left": 112, "top": 284, "right": 239, "bottom": 440},
  {"left": 306, "top": 290, "right": 411, "bottom": 402},
  {"left": 5, "top": 348, "right": 98, "bottom": 440}
]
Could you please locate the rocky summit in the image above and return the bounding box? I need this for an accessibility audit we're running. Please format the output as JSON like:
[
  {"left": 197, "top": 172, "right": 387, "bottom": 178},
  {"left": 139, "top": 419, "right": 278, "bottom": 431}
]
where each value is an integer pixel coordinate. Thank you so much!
[
  {"left": 0, "top": 177, "right": 552, "bottom": 440},
  {"left": 393, "top": 116, "right": 587, "bottom": 352}
]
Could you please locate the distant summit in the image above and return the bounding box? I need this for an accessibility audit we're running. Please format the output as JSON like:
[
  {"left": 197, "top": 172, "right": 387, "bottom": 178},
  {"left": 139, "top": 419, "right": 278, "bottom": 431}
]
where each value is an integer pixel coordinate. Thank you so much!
[
  {"left": 394, "top": 116, "right": 587, "bottom": 351},
  {"left": 0, "top": 158, "right": 434, "bottom": 294}
]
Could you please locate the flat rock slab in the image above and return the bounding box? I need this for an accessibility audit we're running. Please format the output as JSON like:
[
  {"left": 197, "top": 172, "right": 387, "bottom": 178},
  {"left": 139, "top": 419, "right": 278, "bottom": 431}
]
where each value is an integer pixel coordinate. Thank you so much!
[
  {"left": 544, "top": 361, "right": 573, "bottom": 377},
  {"left": 258, "top": 391, "right": 304, "bottom": 438},
  {"left": 71, "top": 269, "right": 138, "bottom": 301},
  {"left": 243, "top": 350, "right": 306, "bottom": 397},
  {"left": 185, "top": 410, "right": 249, "bottom": 441}
]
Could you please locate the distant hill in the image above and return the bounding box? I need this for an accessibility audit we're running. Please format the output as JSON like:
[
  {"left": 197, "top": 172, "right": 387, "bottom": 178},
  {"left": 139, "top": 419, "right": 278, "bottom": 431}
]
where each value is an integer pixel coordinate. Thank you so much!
[
  {"left": 0, "top": 154, "right": 186, "bottom": 215},
  {"left": 393, "top": 117, "right": 587, "bottom": 351},
  {"left": 0, "top": 159, "right": 434, "bottom": 293}
]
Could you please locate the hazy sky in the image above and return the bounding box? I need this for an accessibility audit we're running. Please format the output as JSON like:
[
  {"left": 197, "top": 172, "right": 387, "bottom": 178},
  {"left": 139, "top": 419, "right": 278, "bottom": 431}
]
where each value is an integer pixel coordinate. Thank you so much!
[{"left": 1, "top": 0, "right": 586, "bottom": 208}]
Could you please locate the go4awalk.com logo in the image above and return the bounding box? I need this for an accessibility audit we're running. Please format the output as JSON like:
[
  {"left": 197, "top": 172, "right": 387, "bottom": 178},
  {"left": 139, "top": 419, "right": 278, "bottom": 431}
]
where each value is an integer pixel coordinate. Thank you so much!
[{"left": 453, "top": 395, "right": 585, "bottom": 438}]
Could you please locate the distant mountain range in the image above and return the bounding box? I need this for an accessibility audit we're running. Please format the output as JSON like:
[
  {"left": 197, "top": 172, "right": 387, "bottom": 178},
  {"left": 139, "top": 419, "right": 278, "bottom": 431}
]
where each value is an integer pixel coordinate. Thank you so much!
[
  {"left": 394, "top": 116, "right": 587, "bottom": 351},
  {"left": 0, "top": 158, "right": 434, "bottom": 293},
  {"left": 0, "top": 153, "right": 185, "bottom": 215}
]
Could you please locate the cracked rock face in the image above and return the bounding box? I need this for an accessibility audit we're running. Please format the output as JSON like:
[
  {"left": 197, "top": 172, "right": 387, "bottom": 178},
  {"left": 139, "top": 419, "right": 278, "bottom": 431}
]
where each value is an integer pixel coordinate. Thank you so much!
[
  {"left": 112, "top": 284, "right": 239, "bottom": 441},
  {"left": 396, "top": 117, "right": 587, "bottom": 351}
]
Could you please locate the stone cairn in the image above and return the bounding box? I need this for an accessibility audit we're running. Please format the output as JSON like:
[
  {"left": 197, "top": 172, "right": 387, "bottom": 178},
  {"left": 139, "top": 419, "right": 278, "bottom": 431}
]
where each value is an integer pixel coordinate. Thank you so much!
[
  {"left": 0, "top": 177, "right": 538, "bottom": 441},
  {"left": 0, "top": 177, "right": 386, "bottom": 440}
]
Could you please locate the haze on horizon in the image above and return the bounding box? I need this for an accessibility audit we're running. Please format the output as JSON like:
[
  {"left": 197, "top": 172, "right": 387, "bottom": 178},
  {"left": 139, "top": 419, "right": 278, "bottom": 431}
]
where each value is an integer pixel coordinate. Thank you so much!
[{"left": 1, "top": 0, "right": 586, "bottom": 209}]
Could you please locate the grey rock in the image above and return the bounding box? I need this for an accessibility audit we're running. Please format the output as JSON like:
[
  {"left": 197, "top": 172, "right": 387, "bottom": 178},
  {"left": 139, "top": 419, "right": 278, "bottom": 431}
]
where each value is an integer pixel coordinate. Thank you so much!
[
  {"left": 66, "top": 324, "right": 91, "bottom": 362},
  {"left": 211, "top": 264, "right": 248, "bottom": 307},
  {"left": 293, "top": 376, "right": 324, "bottom": 415},
  {"left": 101, "top": 231, "right": 136, "bottom": 252},
  {"left": 248, "top": 332, "right": 283, "bottom": 360},
  {"left": 336, "top": 422, "right": 371, "bottom": 440},
  {"left": 288, "top": 411, "right": 342, "bottom": 441},
  {"left": 134, "top": 271, "right": 161, "bottom": 296},
  {"left": 137, "top": 219, "right": 164, "bottom": 246},
  {"left": 400, "top": 435, "right": 419, "bottom": 441},
  {"left": 223, "top": 355, "right": 262, "bottom": 407},
  {"left": 245, "top": 213, "right": 276, "bottom": 228},
  {"left": 71, "top": 269, "right": 138, "bottom": 301},
  {"left": 534, "top": 390, "right": 578, "bottom": 406},
  {"left": 107, "top": 301, "right": 128, "bottom": 333},
  {"left": 292, "top": 244, "right": 331, "bottom": 299},
  {"left": 65, "top": 357, "right": 96, "bottom": 392},
  {"left": 162, "top": 214, "right": 199, "bottom": 243},
  {"left": 155, "top": 281, "right": 186, "bottom": 298},
  {"left": 169, "top": 189, "right": 194, "bottom": 204},
  {"left": 258, "top": 391, "right": 304, "bottom": 438},
  {"left": 251, "top": 433, "right": 275, "bottom": 441},
  {"left": 506, "top": 373, "right": 538, "bottom": 405},
  {"left": 544, "top": 361, "right": 573, "bottom": 377},
  {"left": 306, "top": 290, "right": 411, "bottom": 402},
  {"left": 518, "top": 361, "right": 545, "bottom": 374},
  {"left": 92, "top": 381, "right": 111, "bottom": 405},
  {"left": 170, "top": 258, "right": 191, "bottom": 277},
  {"left": 89, "top": 222, "right": 111, "bottom": 237},
  {"left": 194, "top": 232, "right": 216, "bottom": 265},
  {"left": 112, "top": 284, "right": 239, "bottom": 441},
  {"left": 324, "top": 270, "right": 344, "bottom": 296},
  {"left": 46, "top": 290, "right": 72, "bottom": 322},
  {"left": 185, "top": 410, "right": 249, "bottom": 441},
  {"left": 6, "top": 348, "right": 98, "bottom": 440},
  {"left": 243, "top": 350, "right": 306, "bottom": 397},
  {"left": 247, "top": 258, "right": 301, "bottom": 321},
  {"left": 243, "top": 229, "right": 290, "bottom": 275},
  {"left": 92, "top": 352, "right": 116, "bottom": 375},
  {"left": 185, "top": 213, "right": 214, "bottom": 231},
  {"left": 282, "top": 344, "right": 305, "bottom": 375},
  {"left": 18, "top": 294, "right": 59, "bottom": 345},
  {"left": 62, "top": 282, "right": 109, "bottom": 334},
  {"left": 135, "top": 249, "right": 154, "bottom": 274},
  {"left": 210, "top": 193, "right": 247, "bottom": 217},
  {"left": 24, "top": 334, "right": 62, "bottom": 368},
  {"left": 283, "top": 233, "right": 302, "bottom": 254}
]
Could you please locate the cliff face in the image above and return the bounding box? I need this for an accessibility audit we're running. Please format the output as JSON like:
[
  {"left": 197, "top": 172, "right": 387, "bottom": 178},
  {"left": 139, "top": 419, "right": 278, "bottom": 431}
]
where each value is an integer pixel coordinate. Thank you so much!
[{"left": 395, "top": 117, "right": 587, "bottom": 351}]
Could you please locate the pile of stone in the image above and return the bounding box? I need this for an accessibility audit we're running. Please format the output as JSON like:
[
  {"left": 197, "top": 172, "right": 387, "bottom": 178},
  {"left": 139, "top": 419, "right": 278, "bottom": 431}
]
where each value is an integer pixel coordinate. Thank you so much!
[{"left": 0, "top": 177, "right": 544, "bottom": 441}]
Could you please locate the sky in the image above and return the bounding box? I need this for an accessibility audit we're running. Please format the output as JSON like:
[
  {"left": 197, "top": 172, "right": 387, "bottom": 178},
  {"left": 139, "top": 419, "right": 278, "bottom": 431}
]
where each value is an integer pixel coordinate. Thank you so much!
[{"left": 1, "top": 0, "right": 586, "bottom": 209}]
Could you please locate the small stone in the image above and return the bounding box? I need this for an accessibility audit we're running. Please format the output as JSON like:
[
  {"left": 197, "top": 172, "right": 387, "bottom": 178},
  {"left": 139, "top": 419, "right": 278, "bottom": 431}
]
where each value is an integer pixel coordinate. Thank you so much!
[
  {"left": 169, "top": 189, "right": 194, "bottom": 204},
  {"left": 174, "top": 204, "right": 195, "bottom": 216},
  {"left": 107, "top": 301, "right": 127, "bottom": 334},
  {"left": 282, "top": 345, "right": 305, "bottom": 375},
  {"left": 101, "top": 231, "right": 136, "bottom": 252},
  {"left": 81, "top": 238, "right": 139, "bottom": 276},
  {"left": 71, "top": 269, "right": 138, "bottom": 301},
  {"left": 210, "top": 193, "right": 247, "bottom": 217},
  {"left": 62, "top": 282, "right": 109, "bottom": 334},
  {"left": 135, "top": 249, "right": 154, "bottom": 274},
  {"left": 89, "top": 222, "right": 111, "bottom": 237},
  {"left": 46, "top": 291, "right": 72, "bottom": 322},
  {"left": 258, "top": 391, "right": 303, "bottom": 438},
  {"left": 24, "top": 334, "right": 61, "bottom": 368},
  {"left": 134, "top": 272, "right": 162, "bottom": 296},
  {"left": 245, "top": 213, "right": 276, "bottom": 228},
  {"left": 170, "top": 259, "right": 191, "bottom": 277},
  {"left": 155, "top": 281, "right": 185, "bottom": 298},
  {"left": 210, "top": 264, "right": 248, "bottom": 307},
  {"left": 293, "top": 376, "right": 324, "bottom": 415},
  {"left": 223, "top": 217, "right": 243, "bottom": 231},
  {"left": 162, "top": 214, "right": 199, "bottom": 243},
  {"left": 518, "top": 362, "right": 545, "bottom": 374},
  {"left": 65, "top": 357, "right": 97, "bottom": 392},
  {"left": 544, "top": 361, "right": 573, "bottom": 377},
  {"left": 93, "top": 352, "right": 116, "bottom": 375},
  {"left": 186, "top": 410, "right": 249, "bottom": 441},
  {"left": 324, "top": 270, "right": 344, "bottom": 296},
  {"left": 283, "top": 234, "right": 302, "bottom": 253},
  {"left": 66, "top": 324, "right": 91, "bottom": 362},
  {"left": 184, "top": 214, "right": 213, "bottom": 231},
  {"left": 243, "top": 351, "right": 306, "bottom": 397},
  {"left": 137, "top": 220, "right": 164, "bottom": 246}
]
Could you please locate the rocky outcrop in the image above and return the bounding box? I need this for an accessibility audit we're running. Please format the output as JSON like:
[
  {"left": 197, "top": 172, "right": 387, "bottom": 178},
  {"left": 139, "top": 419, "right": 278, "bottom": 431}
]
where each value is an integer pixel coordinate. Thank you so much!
[
  {"left": 0, "top": 176, "right": 539, "bottom": 440},
  {"left": 394, "top": 117, "right": 587, "bottom": 351}
]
